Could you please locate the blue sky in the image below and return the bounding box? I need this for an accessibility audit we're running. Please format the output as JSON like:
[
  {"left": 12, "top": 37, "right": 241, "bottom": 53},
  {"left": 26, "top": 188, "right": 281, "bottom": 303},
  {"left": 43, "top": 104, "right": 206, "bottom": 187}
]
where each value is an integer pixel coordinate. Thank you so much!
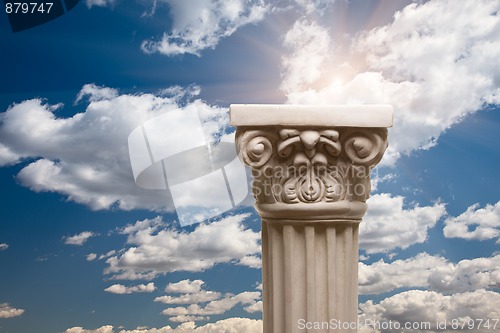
[{"left": 1, "top": 0, "right": 499, "bottom": 332}]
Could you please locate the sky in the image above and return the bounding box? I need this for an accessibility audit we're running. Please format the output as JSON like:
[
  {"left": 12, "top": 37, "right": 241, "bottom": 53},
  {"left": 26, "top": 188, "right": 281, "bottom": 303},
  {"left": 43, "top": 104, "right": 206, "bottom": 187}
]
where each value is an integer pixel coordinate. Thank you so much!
[{"left": 0, "top": 0, "right": 499, "bottom": 332}]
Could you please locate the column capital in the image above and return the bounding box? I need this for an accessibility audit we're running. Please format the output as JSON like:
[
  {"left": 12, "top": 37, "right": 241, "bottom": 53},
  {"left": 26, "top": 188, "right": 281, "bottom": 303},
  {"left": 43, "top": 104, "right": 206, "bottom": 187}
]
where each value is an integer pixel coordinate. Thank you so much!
[{"left": 231, "top": 104, "right": 392, "bottom": 221}]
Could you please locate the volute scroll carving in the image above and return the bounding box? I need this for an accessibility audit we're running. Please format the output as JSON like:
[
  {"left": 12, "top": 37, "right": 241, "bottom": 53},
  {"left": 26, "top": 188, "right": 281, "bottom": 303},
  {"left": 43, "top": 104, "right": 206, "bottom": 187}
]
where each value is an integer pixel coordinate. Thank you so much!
[{"left": 236, "top": 127, "right": 388, "bottom": 206}]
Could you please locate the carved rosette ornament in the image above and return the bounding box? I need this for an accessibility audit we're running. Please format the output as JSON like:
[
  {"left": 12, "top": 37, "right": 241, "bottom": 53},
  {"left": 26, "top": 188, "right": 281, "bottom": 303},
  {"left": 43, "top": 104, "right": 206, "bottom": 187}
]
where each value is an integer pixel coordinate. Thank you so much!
[
  {"left": 231, "top": 104, "right": 392, "bottom": 333},
  {"left": 236, "top": 127, "right": 388, "bottom": 220}
]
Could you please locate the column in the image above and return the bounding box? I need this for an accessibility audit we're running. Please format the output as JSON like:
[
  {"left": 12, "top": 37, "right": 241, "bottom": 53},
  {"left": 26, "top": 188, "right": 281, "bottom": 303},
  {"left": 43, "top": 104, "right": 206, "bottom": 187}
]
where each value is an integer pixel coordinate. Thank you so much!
[{"left": 231, "top": 104, "right": 392, "bottom": 333}]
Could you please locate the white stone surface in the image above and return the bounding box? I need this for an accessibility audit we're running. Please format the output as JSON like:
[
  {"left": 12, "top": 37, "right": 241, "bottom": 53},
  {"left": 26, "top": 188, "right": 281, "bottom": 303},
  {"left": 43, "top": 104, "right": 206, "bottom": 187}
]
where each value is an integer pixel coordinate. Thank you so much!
[{"left": 230, "top": 104, "right": 393, "bottom": 127}]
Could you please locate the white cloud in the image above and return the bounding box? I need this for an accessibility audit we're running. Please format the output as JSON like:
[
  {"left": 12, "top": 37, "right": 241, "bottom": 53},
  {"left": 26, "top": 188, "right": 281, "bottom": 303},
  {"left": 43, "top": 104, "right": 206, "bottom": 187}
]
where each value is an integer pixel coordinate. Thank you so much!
[
  {"left": 166, "top": 280, "right": 205, "bottom": 294},
  {"left": 281, "top": 0, "right": 500, "bottom": 165},
  {"left": 156, "top": 280, "right": 221, "bottom": 305},
  {"left": 444, "top": 201, "right": 500, "bottom": 243},
  {"left": 156, "top": 280, "right": 263, "bottom": 323},
  {"left": 359, "top": 253, "right": 446, "bottom": 295},
  {"left": 237, "top": 255, "right": 262, "bottom": 268},
  {"left": 359, "top": 253, "right": 500, "bottom": 295},
  {"left": 156, "top": 279, "right": 262, "bottom": 321},
  {"left": 0, "top": 303, "right": 25, "bottom": 318},
  {"left": 64, "top": 326, "right": 114, "bottom": 333},
  {"left": 243, "top": 300, "right": 262, "bottom": 313},
  {"left": 87, "top": 253, "right": 97, "bottom": 261},
  {"left": 104, "top": 283, "right": 156, "bottom": 294},
  {"left": 0, "top": 243, "right": 8, "bottom": 251},
  {"left": 99, "top": 250, "right": 117, "bottom": 260},
  {"left": 0, "top": 84, "right": 232, "bottom": 212},
  {"left": 360, "top": 193, "right": 446, "bottom": 254},
  {"left": 85, "top": 0, "right": 115, "bottom": 9},
  {"left": 76, "top": 83, "right": 118, "bottom": 103},
  {"left": 280, "top": 20, "right": 332, "bottom": 94},
  {"left": 64, "top": 231, "right": 95, "bottom": 246},
  {"left": 359, "top": 289, "right": 500, "bottom": 333},
  {"left": 276, "top": 19, "right": 349, "bottom": 98},
  {"left": 141, "top": 0, "right": 267, "bottom": 56},
  {"left": 428, "top": 255, "right": 500, "bottom": 293},
  {"left": 155, "top": 318, "right": 263, "bottom": 332},
  {"left": 104, "top": 214, "right": 260, "bottom": 280},
  {"left": 155, "top": 290, "right": 221, "bottom": 305},
  {"left": 169, "top": 316, "right": 211, "bottom": 323},
  {"left": 65, "top": 318, "right": 263, "bottom": 333},
  {"left": 0, "top": 143, "right": 19, "bottom": 166},
  {"left": 162, "top": 291, "right": 261, "bottom": 322}
]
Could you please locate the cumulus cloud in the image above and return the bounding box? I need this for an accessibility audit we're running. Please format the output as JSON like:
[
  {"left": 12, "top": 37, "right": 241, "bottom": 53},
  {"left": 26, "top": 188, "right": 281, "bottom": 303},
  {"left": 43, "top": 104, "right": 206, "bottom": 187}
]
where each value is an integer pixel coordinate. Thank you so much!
[
  {"left": 237, "top": 255, "right": 262, "bottom": 268},
  {"left": 64, "top": 326, "right": 114, "bottom": 333},
  {"left": 87, "top": 253, "right": 97, "bottom": 261},
  {"left": 428, "top": 255, "right": 500, "bottom": 293},
  {"left": 104, "top": 283, "right": 156, "bottom": 294},
  {"left": 360, "top": 193, "right": 446, "bottom": 254},
  {"left": 0, "top": 84, "right": 232, "bottom": 212},
  {"left": 141, "top": 0, "right": 267, "bottom": 56},
  {"left": 359, "top": 253, "right": 500, "bottom": 295},
  {"left": 156, "top": 280, "right": 221, "bottom": 305},
  {"left": 166, "top": 280, "right": 206, "bottom": 294},
  {"left": 64, "top": 231, "right": 95, "bottom": 246},
  {"left": 155, "top": 291, "right": 221, "bottom": 305},
  {"left": 0, "top": 303, "right": 25, "bottom": 318},
  {"left": 359, "top": 253, "right": 446, "bottom": 295},
  {"left": 104, "top": 214, "right": 260, "bottom": 280},
  {"left": 359, "top": 289, "right": 500, "bottom": 333},
  {"left": 243, "top": 300, "right": 262, "bottom": 313},
  {"left": 162, "top": 291, "right": 261, "bottom": 322},
  {"left": 154, "top": 279, "right": 262, "bottom": 322},
  {"left": 280, "top": 20, "right": 332, "bottom": 94},
  {"left": 281, "top": 0, "right": 500, "bottom": 165},
  {"left": 444, "top": 201, "right": 500, "bottom": 243},
  {"left": 76, "top": 83, "right": 118, "bottom": 103},
  {"left": 0, "top": 243, "right": 8, "bottom": 251},
  {"left": 65, "top": 318, "right": 263, "bottom": 333}
]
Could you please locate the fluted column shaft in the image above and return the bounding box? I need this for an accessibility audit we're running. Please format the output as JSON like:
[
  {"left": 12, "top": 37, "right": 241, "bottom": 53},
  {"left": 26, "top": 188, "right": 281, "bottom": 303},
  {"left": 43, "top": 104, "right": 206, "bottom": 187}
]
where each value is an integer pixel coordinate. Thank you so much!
[
  {"left": 262, "top": 220, "right": 359, "bottom": 333},
  {"left": 231, "top": 104, "right": 392, "bottom": 333}
]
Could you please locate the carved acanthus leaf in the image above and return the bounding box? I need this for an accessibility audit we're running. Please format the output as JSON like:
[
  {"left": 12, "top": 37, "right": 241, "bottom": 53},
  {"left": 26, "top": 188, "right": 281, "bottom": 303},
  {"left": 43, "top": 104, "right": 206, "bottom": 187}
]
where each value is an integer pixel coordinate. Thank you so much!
[{"left": 236, "top": 127, "right": 388, "bottom": 205}]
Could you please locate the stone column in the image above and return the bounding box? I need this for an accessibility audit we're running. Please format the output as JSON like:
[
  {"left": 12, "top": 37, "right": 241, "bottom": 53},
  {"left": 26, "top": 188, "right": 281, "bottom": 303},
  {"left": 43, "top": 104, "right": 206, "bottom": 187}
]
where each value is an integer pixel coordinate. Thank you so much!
[{"left": 230, "top": 105, "right": 392, "bottom": 333}]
